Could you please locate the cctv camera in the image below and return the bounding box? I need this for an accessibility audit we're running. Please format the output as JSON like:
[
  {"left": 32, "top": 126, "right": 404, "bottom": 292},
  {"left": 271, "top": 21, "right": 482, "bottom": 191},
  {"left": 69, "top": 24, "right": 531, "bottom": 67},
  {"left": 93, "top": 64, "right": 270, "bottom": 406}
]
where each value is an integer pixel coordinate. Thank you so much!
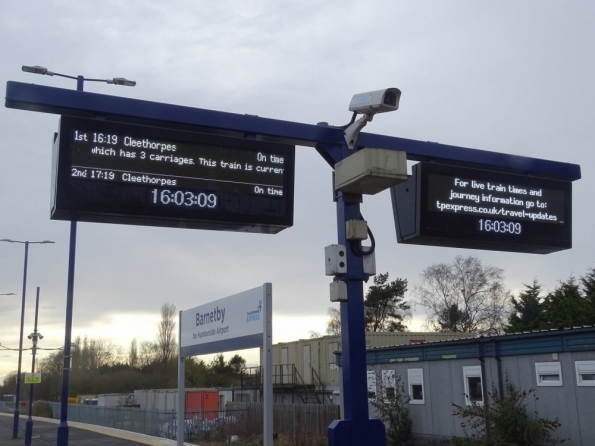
[{"left": 348, "top": 88, "right": 401, "bottom": 115}]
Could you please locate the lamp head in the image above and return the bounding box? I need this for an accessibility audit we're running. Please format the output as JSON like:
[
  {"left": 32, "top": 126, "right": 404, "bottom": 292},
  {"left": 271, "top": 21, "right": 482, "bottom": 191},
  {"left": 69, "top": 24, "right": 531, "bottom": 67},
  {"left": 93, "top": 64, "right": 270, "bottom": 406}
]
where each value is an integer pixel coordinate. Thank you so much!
[
  {"left": 22, "top": 65, "right": 52, "bottom": 75},
  {"left": 110, "top": 77, "right": 136, "bottom": 87}
]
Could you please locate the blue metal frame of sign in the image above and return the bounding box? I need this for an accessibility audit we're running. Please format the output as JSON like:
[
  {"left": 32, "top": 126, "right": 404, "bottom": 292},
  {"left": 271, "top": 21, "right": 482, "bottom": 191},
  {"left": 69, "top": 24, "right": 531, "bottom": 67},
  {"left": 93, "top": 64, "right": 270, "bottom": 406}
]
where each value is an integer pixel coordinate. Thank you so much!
[
  {"left": 5, "top": 82, "right": 581, "bottom": 180},
  {"left": 4, "top": 80, "right": 582, "bottom": 446}
]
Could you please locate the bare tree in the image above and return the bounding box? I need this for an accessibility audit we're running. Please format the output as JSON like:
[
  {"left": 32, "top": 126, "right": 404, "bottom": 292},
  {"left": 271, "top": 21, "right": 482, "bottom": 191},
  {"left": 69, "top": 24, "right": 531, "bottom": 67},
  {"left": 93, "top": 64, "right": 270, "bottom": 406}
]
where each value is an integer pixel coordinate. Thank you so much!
[
  {"left": 326, "top": 307, "right": 341, "bottom": 335},
  {"left": 71, "top": 335, "right": 117, "bottom": 371},
  {"left": 138, "top": 341, "right": 158, "bottom": 369},
  {"left": 87, "top": 339, "right": 117, "bottom": 369},
  {"left": 415, "top": 255, "right": 511, "bottom": 335},
  {"left": 156, "top": 302, "right": 177, "bottom": 365},
  {"left": 128, "top": 338, "right": 139, "bottom": 369}
]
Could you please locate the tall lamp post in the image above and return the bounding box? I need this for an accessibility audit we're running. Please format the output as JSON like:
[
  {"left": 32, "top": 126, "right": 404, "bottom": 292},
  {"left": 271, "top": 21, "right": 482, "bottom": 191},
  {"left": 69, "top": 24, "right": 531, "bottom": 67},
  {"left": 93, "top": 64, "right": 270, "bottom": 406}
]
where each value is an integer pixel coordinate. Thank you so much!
[
  {"left": 0, "top": 239, "right": 54, "bottom": 439},
  {"left": 21, "top": 65, "right": 135, "bottom": 446},
  {"left": 25, "top": 287, "right": 42, "bottom": 446}
]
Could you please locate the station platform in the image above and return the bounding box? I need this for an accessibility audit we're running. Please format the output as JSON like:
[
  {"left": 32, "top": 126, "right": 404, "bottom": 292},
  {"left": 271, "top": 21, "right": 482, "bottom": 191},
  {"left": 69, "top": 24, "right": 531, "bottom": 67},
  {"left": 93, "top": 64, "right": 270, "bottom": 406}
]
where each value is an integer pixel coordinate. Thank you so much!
[{"left": 0, "top": 413, "right": 194, "bottom": 446}]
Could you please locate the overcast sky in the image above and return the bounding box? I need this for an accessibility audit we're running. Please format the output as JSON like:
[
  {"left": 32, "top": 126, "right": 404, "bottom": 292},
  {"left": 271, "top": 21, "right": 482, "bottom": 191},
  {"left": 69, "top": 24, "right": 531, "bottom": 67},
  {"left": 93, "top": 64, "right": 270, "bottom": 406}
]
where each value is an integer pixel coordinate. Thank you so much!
[{"left": 1, "top": 1, "right": 594, "bottom": 383}]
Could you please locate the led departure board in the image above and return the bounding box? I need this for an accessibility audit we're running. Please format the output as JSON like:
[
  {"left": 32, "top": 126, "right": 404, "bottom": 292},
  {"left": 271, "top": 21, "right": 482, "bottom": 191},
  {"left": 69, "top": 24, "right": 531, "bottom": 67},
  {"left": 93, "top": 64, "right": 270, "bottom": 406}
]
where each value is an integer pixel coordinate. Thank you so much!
[
  {"left": 51, "top": 116, "right": 295, "bottom": 233},
  {"left": 390, "top": 162, "right": 572, "bottom": 254}
]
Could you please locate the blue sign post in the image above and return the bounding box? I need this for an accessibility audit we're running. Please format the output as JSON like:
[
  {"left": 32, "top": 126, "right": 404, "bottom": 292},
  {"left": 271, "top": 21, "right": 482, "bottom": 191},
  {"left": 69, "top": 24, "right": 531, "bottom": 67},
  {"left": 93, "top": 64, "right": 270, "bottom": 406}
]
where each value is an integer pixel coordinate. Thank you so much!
[{"left": 5, "top": 81, "right": 581, "bottom": 446}]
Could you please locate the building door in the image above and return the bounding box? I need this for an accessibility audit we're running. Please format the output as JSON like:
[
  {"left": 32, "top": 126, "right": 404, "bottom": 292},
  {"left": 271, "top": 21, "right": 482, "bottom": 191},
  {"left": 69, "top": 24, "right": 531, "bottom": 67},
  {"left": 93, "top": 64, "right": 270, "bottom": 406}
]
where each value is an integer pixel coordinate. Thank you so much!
[
  {"left": 281, "top": 347, "right": 289, "bottom": 384},
  {"left": 219, "top": 394, "right": 225, "bottom": 414},
  {"left": 302, "top": 344, "right": 312, "bottom": 384}
]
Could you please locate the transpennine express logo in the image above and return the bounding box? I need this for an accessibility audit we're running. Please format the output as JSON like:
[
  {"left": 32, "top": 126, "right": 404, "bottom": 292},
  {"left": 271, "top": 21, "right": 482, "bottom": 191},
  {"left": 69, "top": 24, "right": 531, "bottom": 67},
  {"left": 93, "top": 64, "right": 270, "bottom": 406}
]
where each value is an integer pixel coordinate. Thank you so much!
[{"left": 246, "top": 299, "right": 262, "bottom": 323}]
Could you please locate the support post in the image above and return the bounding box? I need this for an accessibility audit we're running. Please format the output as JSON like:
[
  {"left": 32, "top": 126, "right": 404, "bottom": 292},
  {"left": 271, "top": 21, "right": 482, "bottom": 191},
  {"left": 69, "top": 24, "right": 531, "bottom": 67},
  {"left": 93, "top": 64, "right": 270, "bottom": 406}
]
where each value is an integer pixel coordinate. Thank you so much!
[
  {"left": 177, "top": 311, "right": 185, "bottom": 446},
  {"left": 263, "top": 283, "right": 273, "bottom": 446},
  {"left": 13, "top": 241, "right": 29, "bottom": 439},
  {"left": 327, "top": 195, "right": 385, "bottom": 446},
  {"left": 56, "top": 221, "right": 77, "bottom": 446}
]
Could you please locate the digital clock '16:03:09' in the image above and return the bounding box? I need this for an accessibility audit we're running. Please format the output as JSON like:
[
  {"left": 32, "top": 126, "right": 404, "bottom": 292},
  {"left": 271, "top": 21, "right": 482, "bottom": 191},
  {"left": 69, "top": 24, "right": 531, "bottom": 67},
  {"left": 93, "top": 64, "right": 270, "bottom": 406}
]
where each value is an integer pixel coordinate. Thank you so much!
[
  {"left": 477, "top": 219, "right": 522, "bottom": 235},
  {"left": 150, "top": 189, "right": 217, "bottom": 209}
]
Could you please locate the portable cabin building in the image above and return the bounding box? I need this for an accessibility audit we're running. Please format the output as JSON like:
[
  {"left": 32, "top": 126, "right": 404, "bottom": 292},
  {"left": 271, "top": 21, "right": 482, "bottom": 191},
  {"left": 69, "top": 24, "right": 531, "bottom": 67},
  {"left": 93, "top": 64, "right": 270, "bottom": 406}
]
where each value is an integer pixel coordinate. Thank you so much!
[
  {"left": 256, "top": 332, "right": 471, "bottom": 404},
  {"left": 336, "top": 326, "right": 595, "bottom": 445}
]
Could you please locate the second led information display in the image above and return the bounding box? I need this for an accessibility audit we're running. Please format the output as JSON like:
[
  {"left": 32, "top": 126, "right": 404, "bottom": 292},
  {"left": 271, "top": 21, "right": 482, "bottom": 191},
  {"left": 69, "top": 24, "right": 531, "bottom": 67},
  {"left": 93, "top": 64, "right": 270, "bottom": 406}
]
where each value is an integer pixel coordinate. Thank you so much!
[{"left": 391, "top": 162, "right": 572, "bottom": 254}]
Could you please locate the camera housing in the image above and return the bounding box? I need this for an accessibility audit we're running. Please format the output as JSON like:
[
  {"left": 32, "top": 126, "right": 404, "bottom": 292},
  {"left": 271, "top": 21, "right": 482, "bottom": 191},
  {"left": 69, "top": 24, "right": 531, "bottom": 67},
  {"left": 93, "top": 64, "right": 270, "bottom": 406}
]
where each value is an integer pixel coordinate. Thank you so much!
[{"left": 348, "top": 88, "right": 401, "bottom": 115}]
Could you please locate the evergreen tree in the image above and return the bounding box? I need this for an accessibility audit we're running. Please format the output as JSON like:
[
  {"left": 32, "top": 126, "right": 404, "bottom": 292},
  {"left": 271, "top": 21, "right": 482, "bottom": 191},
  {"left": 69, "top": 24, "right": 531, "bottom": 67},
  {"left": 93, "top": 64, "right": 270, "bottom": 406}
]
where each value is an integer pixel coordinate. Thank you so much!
[
  {"left": 504, "top": 280, "right": 544, "bottom": 333},
  {"left": 580, "top": 268, "right": 595, "bottom": 325},
  {"left": 541, "top": 277, "right": 590, "bottom": 328},
  {"left": 364, "top": 273, "right": 410, "bottom": 332}
]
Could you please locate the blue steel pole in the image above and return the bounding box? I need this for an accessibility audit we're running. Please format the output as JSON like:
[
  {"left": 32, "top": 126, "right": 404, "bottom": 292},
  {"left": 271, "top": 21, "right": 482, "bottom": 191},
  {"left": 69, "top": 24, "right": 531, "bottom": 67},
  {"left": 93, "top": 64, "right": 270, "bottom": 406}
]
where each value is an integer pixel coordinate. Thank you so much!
[
  {"left": 12, "top": 241, "right": 29, "bottom": 439},
  {"left": 56, "top": 75, "right": 82, "bottom": 446},
  {"left": 337, "top": 198, "right": 368, "bottom": 424},
  {"left": 25, "top": 286, "right": 40, "bottom": 446},
  {"left": 56, "top": 221, "right": 76, "bottom": 446},
  {"left": 327, "top": 196, "right": 385, "bottom": 446}
]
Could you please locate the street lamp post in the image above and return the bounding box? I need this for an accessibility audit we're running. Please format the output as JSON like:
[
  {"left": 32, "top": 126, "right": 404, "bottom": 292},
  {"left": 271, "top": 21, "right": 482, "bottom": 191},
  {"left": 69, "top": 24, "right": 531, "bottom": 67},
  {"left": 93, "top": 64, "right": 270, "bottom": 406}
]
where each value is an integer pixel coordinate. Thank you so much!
[
  {"left": 0, "top": 239, "right": 54, "bottom": 439},
  {"left": 25, "top": 287, "right": 42, "bottom": 446},
  {"left": 21, "top": 65, "right": 136, "bottom": 86},
  {"left": 21, "top": 65, "right": 135, "bottom": 446}
]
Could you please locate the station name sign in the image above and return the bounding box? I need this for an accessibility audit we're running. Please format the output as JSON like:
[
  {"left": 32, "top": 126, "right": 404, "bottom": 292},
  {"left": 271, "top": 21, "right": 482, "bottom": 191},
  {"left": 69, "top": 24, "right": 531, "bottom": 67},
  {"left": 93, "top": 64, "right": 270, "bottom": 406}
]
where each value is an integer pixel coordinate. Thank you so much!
[
  {"left": 51, "top": 117, "right": 295, "bottom": 233},
  {"left": 390, "top": 162, "right": 572, "bottom": 254},
  {"left": 180, "top": 284, "right": 270, "bottom": 357}
]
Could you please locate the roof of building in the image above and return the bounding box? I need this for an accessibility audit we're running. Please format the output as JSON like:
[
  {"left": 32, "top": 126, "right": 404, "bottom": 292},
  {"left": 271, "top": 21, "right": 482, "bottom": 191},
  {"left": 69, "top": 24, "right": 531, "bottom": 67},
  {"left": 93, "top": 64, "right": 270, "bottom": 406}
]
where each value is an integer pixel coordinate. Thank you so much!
[{"left": 335, "top": 325, "right": 595, "bottom": 366}]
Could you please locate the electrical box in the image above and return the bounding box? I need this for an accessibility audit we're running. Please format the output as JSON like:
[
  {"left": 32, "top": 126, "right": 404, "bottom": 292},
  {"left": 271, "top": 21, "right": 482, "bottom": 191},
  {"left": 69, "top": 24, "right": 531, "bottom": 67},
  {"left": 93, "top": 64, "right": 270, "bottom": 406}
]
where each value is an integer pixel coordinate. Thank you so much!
[
  {"left": 335, "top": 148, "right": 408, "bottom": 195},
  {"left": 325, "top": 244, "right": 347, "bottom": 275},
  {"left": 330, "top": 281, "right": 348, "bottom": 302},
  {"left": 363, "top": 252, "right": 376, "bottom": 275},
  {"left": 346, "top": 219, "right": 368, "bottom": 240}
]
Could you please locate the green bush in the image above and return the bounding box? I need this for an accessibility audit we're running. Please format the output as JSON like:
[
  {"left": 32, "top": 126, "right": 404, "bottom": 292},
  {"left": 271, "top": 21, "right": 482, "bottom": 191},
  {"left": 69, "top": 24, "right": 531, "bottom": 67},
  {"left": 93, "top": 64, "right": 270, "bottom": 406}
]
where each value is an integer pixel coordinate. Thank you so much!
[
  {"left": 452, "top": 380, "right": 564, "bottom": 446},
  {"left": 370, "top": 373, "right": 412, "bottom": 445},
  {"left": 32, "top": 401, "right": 53, "bottom": 418}
]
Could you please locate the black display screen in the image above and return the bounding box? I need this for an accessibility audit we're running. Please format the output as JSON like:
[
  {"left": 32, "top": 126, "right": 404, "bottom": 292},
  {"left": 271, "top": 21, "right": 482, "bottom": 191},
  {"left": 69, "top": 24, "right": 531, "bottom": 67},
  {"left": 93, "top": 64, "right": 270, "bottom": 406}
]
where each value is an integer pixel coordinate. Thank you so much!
[
  {"left": 51, "top": 116, "right": 295, "bottom": 233},
  {"left": 391, "top": 162, "right": 572, "bottom": 254}
]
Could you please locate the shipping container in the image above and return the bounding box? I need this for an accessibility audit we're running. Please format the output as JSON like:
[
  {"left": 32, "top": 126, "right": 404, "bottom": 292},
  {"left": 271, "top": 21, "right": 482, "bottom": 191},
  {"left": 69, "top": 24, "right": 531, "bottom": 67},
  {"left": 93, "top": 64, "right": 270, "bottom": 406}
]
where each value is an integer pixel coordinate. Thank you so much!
[
  {"left": 97, "top": 393, "right": 125, "bottom": 407},
  {"left": 185, "top": 389, "right": 219, "bottom": 419},
  {"left": 133, "top": 388, "right": 221, "bottom": 419},
  {"left": 134, "top": 389, "right": 177, "bottom": 411}
]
